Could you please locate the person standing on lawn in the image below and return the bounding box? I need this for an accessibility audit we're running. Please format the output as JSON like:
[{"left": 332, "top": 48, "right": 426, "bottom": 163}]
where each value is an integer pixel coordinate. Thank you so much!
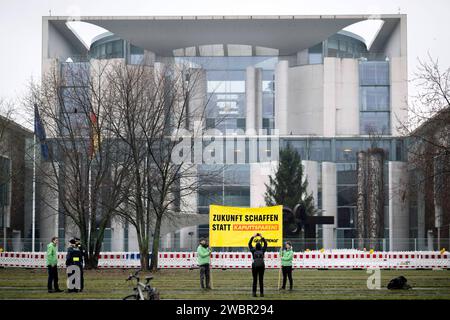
[
  {"left": 197, "top": 238, "right": 212, "bottom": 290},
  {"left": 46, "top": 237, "right": 62, "bottom": 293},
  {"left": 66, "top": 238, "right": 83, "bottom": 293},
  {"left": 248, "top": 233, "right": 268, "bottom": 297},
  {"left": 280, "top": 241, "right": 294, "bottom": 290}
]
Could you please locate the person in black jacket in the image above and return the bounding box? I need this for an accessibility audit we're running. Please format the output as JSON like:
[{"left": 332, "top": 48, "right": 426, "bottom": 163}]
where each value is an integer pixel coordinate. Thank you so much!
[
  {"left": 74, "top": 237, "right": 85, "bottom": 292},
  {"left": 66, "top": 238, "right": 83, "bottom": 293},
  {"left": 248, "top": 233, "right": 268, "bottom": 297}
]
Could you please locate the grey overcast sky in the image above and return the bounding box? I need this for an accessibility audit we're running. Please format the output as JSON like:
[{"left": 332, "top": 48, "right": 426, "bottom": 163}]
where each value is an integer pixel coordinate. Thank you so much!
[{"left": 1, "top": 0, "right": 449, "bottom": 127}]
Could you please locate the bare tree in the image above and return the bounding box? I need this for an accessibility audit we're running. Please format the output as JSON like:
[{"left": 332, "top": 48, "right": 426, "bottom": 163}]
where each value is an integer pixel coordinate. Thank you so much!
[
  {"left": 399, "top": 55, "right": 450, "bottom": 249},
  {"left": 356, "top": 128, "right": 386, "bottom": 250},
  {"left": 104, "top": 61, "right": 212, "bottom": 270},
  {"left": 27, "top": 60, "right": 131, "bottom": 268}
]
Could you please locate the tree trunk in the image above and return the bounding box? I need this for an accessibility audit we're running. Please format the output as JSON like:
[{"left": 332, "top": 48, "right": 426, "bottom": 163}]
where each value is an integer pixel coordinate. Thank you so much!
[
  {"left": 367, "top": 148, "right": 384, "bottom": 250},
  {"left": 150, "top": 216, "right": 162, "bottom": 271},
  {"left": 87, "top": 254, "right": 99, "bottom": 269},
  {"left": 356, "top": 151, "right": 367, "bottom": 249},
  {"left": 140, "top": 244, "right": 150, "bottom": 270}
]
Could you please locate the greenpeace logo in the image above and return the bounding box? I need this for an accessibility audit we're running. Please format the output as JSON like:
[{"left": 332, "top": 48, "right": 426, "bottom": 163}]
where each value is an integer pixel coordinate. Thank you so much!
[{"left": 255, "top": 238, "right": 279, "bottom": 244}]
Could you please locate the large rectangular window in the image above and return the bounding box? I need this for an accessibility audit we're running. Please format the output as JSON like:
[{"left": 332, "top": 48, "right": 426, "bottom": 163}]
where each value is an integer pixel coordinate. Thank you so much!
[
  {"left": 360, "top": 112, "right": 390, "bottom": 135},
  {"left": 61, "top": 62, "right": 89, "bottom": 86},
  {"left": 359, "top": 61, "right": 390, "bottom": 134},
  {"left": 359, "top": 61, "right": 390, "bottom": 86},
  {"left": 360, "top": 86, "right": 390, "bottom": 111},
  {"left": 283, "top": 139, "right": 331, "bottom": 162},
  {"left": 197, "top": 164, "right": 250, "bottom": 214}
]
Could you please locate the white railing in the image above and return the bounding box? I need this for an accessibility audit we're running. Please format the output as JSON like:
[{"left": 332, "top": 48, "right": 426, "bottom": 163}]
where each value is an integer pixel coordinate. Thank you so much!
[{"left": 1, "top": 250, "right": 449, "bottom": 270}]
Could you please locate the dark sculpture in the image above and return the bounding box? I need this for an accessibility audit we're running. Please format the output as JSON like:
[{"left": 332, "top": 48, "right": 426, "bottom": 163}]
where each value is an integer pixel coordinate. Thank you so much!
[{"left": 282, "top": 204, "right": 334, "bottom": 239}]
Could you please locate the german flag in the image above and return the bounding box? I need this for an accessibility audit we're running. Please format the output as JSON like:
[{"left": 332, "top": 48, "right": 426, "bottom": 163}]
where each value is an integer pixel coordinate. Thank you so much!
[{"left": 89, "top": 111, "right": 100, "bottom": 158}]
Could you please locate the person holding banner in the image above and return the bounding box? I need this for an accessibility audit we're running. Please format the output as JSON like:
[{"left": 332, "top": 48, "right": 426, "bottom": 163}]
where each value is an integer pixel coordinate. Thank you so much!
[
  {"left": 197, "top": 238, "right": 212, "bottom": 290},
  {"left": 280, "top": 241, "right": 294, "bottom": 290},
  {"left": 248, "top": 233, "right": 268, "bottom": 297}
]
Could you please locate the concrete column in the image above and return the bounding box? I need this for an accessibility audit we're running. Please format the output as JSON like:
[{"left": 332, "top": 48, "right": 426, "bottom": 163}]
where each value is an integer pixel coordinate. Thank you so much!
[
  {"left": 323, "top": 58, "right": 337, "bottom": 136},
  {"left": 388, "top": 161, "right": 409, "bottom": 251},
  {"left": 255, "top": 68, "right": 263, "bottom": 132},
  {"left": 163, "top": 233, "right": 174, "bottom": 251},
  {"left": 110, "top": 217, "right": 124, "bottom": 252},
  {"left": 302, "top": 160, "right": 318, "bottom": 206},
  {"left": 64, "top": 217, "right": 78, "bottom": 247},
  {"left": 390, "top": 56, "right": 408, "bottom": 136},
  {"left": 246, "top": 66, "right": 256, "bottom": 133},
  {"left": 417, "top": 178, "right": 426, "bottom": 250},
  {"left": 189, "top": 68, "right": 207, "bottom": 132},
  {"left": 250, "top": 162, "right": 278, "bottom": 207},
  {"left": 179, "top": 226, "right": 197, "bottom": 251},
  {"left": 142, "top": 50, "right": 156, "bottom": 65},
  {"left": 322, "top": 162, "right": 336, "bottom": 249},
  {"left": 39, "top": 162, "right": 59, "bottom": 245},
  {"left": 275, "top": 61, "right": 288, "bottom": 135},
  {"left": 127, "top": 225, "right": 139, "bottom": 252},
  {"left": 336, "top": 59, "right": 359, "bottom": 135}
]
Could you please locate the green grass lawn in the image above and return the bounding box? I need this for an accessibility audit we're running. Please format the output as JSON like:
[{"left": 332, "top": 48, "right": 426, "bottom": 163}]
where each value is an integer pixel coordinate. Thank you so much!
[{"left": 0, "top": 268, "right": 449, "bottom": 300}]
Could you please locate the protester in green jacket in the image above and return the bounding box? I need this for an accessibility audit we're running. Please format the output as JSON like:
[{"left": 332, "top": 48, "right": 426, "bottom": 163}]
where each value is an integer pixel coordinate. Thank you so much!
[
  {"left": 46, "top": 237, "right": 62, "bottom": 293},
  {"left": 197, "top": 238, "right": 212, "bottom": 289},
  {"left": 280, "top": 241, "right": 294, "bottom": 290}
]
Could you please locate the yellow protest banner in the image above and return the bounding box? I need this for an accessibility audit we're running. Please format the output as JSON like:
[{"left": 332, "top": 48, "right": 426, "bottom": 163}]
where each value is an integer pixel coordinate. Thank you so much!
[{"left": 209, "top": 205, "right": 283, "bottom": 247}]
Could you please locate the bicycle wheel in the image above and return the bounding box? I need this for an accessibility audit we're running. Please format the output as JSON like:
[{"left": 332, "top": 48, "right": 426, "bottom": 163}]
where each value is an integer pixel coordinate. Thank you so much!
[{"left": 123, "top": 294, "right": 139, "bottom": 300}]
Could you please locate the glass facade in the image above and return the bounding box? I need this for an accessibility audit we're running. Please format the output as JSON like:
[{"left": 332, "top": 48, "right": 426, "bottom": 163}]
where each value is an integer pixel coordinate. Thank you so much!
[
  {"left": 59, "top": 69, "right": 91, "bottom": 138},
  {"left": 174, "top": 55, "right": 278, "bottom": 134},
  {"left": 336, "top": 163, "right": 357, "bottom": 239},
  {"left": 281, "top": 137, "right": 405, "bottom": 242},
  {"left": 90, "top": 34, "right": 145, "bottom": 64},
  {"left": 57, "top": 29, "right": 401, "bottom": 247},
  {"left": 359, "top": 61, "right": 390, "bottom": 135},
  {"left": 284, "top": 138, "right": 401, "bottom": 163},
  {"left": 198, "top": 164, "right": 250, "bottom": 215},
  {"left": 324, "top": 32, "right": 368, "bottom": 59},
  {"left": 90, "top": 39, "right": 124, "bottom": 59}
]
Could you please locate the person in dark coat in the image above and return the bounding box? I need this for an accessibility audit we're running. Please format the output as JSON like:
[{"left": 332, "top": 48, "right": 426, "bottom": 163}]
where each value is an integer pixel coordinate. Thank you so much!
[
  {"left": 66, "top": 238, "right": 83, "bottom": 293},
  {"left": 74, "top": 237, "right": 85, "bottom": 292},
  {"left": 248, "top": 233, "right": 268, "bottom": 297}
]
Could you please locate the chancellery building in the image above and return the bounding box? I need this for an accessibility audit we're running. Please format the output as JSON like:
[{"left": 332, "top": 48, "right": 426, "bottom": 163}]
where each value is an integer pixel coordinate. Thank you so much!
[{"left": 32, "top": 14, "right": 432, "bottom": 253}]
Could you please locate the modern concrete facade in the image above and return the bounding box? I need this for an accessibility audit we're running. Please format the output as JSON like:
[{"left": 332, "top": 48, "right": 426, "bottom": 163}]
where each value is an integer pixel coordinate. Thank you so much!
[
  {"left": 0, "top": 116, "right": 34, "bottom": 251},
  {"left": 38, "top": 15, "right": 413, "bottom": 251}
]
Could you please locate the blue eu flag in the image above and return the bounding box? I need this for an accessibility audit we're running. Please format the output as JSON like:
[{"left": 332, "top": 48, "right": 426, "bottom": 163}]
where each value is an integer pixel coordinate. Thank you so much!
[{"left": 34, "top": 104, "right": 49, "bottom": 160}]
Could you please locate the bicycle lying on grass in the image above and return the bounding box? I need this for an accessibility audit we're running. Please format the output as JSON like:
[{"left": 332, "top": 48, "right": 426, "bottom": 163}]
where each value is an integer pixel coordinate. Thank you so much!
[{"left": 123, "top": 270, "right": 160, "bottom": 300}]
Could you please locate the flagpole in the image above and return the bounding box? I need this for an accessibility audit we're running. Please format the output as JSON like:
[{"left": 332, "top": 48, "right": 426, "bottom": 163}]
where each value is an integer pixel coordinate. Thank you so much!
[
  {"left": 277, "top": 246, "right": 282, "bottom": 290},
  {"left": 32, "top": 131, "right": 36, "bottom": 252},
  {"left": 87, "top": 160, "right": 91, "bottom": 256}
]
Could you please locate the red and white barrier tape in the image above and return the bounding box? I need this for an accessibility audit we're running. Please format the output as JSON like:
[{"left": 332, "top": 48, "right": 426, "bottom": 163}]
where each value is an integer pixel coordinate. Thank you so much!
[{"left": 0, "top": 251, "right": 448, "bottom": 269}]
